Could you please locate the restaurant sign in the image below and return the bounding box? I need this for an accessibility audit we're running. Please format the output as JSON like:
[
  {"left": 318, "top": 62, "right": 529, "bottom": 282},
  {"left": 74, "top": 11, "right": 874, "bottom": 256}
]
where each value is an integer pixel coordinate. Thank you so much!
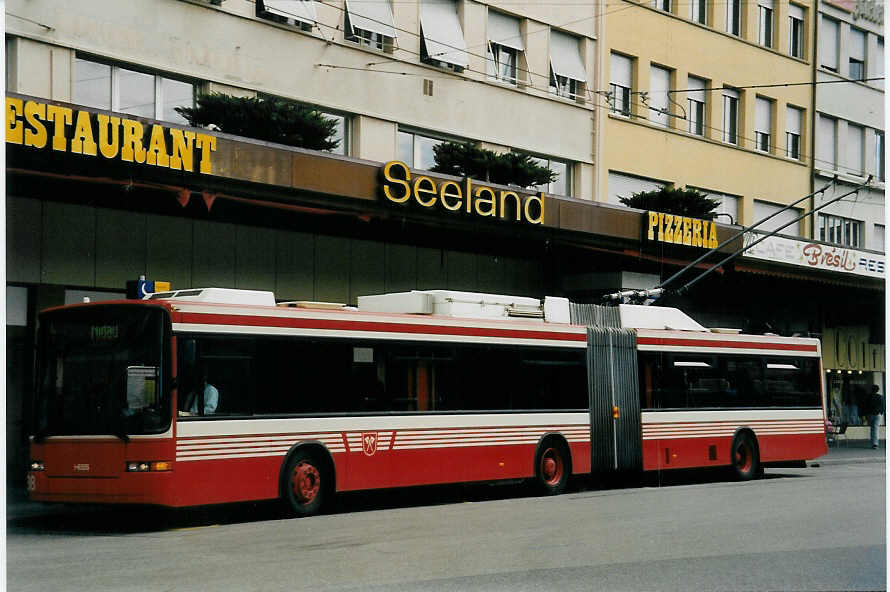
[
  {"left": 5, "top": 96, "right": 216, "bottom": 174},
  {"left": 743, "top": 234, "right": 885, "bottom": 278}
]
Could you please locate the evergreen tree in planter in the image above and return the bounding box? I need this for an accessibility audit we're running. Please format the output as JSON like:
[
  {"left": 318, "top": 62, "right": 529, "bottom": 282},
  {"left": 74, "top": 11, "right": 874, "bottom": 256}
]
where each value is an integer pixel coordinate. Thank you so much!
[
  {"left": 431, "top": 141, "right": 556, "bottom": 188},
  {"left": 618, "top": 186, "right": 721, "bottom": 219},
  {"left": 175, "top": 94, "right": 340, "bottom": 152}
]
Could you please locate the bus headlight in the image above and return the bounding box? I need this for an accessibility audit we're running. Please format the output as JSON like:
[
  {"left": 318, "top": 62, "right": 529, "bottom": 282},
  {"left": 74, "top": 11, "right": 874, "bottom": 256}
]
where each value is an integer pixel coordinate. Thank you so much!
[
  {"left": 126, "top": 461, "right": 172, "bottom": 472},
  {"left": 29, "top": 461, "right": 45, "bottom": 472}
]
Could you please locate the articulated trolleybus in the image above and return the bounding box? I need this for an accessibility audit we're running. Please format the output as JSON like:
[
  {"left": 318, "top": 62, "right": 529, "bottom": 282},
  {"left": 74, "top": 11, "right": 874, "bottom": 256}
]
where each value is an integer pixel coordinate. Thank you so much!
[{"left": 29, "top": 288, "right": 827, "bottom": 515}]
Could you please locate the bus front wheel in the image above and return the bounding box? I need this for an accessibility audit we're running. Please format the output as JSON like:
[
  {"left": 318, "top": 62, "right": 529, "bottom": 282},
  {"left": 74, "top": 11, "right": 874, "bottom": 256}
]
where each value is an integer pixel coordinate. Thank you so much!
[
  {"left": 282, "top": 450, "right": 326, "bottom": 517},
  {"left": 730, "top": 432, "right": 761, "bottom": 481}
]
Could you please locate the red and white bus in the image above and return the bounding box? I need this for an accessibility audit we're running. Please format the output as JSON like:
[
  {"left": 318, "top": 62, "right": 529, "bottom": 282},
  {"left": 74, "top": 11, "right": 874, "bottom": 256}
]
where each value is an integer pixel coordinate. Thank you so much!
[{"left": 27, "top": 288, "right": 827, "bottom": 516}]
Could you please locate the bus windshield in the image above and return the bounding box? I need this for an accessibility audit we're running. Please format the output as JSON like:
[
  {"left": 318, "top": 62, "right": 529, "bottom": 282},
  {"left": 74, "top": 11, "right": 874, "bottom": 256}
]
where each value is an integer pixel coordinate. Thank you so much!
[{"left": 34, "top": 305, "right": 171, "bottom": 439}]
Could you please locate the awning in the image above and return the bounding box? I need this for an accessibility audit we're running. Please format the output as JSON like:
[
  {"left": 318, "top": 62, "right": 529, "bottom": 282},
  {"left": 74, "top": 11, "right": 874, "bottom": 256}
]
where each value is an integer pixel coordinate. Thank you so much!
[
  {"left": 260, "top": 0, "right": 317, "bottom": 25},
  {"left": 344, "top": 0, "right": 397, "bottom": 39},
  {"left": 420, "top": 0, "right": 469, "bottom": 68},
  {"left": 550, "top": 30, "right": 587, "bottom": 82},
  {"left": 488, "top": 11, "right": 524, "bottom": 51}
]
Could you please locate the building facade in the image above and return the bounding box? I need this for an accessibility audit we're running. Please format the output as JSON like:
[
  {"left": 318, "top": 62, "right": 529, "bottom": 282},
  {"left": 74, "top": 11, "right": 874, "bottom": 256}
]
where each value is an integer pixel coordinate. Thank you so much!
[
  {"left": 598, "top": 0, "right": 817, "bottom": 234},
  {"left": 812, "top": 0, "right": 885, "bottom": 427}
]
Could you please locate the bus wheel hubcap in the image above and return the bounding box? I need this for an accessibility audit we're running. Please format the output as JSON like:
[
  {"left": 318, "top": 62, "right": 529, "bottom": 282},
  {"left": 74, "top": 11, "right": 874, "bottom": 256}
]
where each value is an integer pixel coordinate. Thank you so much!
[
  {"left": 542, "top": 449, "right": 563, "bottom": 485},
  {"left": 292, "top": 462, "right": 320, "bottom": 503},
  {"left": 735, "top": 444, "right": 751, "bottom": 472}
]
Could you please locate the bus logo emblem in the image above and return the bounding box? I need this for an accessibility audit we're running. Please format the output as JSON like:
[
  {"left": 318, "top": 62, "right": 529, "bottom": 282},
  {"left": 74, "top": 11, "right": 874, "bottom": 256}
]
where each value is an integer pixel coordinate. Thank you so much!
[{"left": 362, "top": 432, "right": 378, "bottom": 456}]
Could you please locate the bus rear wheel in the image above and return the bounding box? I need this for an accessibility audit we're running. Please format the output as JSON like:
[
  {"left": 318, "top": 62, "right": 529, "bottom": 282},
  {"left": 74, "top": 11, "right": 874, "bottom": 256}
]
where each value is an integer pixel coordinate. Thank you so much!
[
  {"left": 283, "top": 450, "right": 326, "bottom": 517},
  {"left": 534, "top": 442, "right": 570, "bottom": 495},
  {"left": 730, "top": 432, "right": 761, "bottom": 481}
]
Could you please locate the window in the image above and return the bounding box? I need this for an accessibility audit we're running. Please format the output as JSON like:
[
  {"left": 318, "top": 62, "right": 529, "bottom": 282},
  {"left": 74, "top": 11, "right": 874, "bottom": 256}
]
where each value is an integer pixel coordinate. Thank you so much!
[
  {"left": 344, "top": 0, "right": 396, "bottom": 51},
  {"left": 690, "top": 187, "right": 740, "bottom": 224},
  {"left": 754, "top": 200, "right": 802, "bottom": 236},
  {"left": 397, "top": 129, "right": 455, "bottom": 170},
  {"left": 419, "top": 0, "right": 469, "bottom": 71},
  {"left": 722, "top": 88, "right": 739, "bottom": 145},
  {"left": 876, "top": 131, "right": 885, "bottom": 181},
  {"left": 549, "top": 30, "right": 587, "bottom": 100},
  {"left": 257, "top": 0, "right": 316, "bottom": 32},
  {"left": 638, "top": 353, "right": 821, "bottom": 409},
  {"left": 875, "top": 38, "right": 884, "bottom": 88},
  {"left": 529, "top": 155, "right": 571, "bottom": 196},
  {"left": 182, "top": 337, "right": 588, "bottom": 415},
  {"left": 816, "top": 114, "right": 837, "bottom": 170},
  {"left": 609, "top": 53, "right": 632, "bottom": 116},
  {"left": 73, "top": 57, "right": 195, "bottom": 125},
  {"left": 652, "top": 0, "right": 671, "bottom": 12},
  {"left": 687, "top": 76, "right": 706, "bottom": 136},
  {"left": 849, "top": 28, "right": 866, "bottom": 80},
  {"left": 758, "top": 0, "right": 774, "bottom": 48},
  {"left": 648, "top": 65, "right": 671, "bottom": 128},
  {"left": 327, "top": 113, "right": 349, "bottom": 156},
  {"left": 488, "top": 11, "right": 524, "bottom": 85},
  {"left": 725, "top": 0, "right": 741, "bottom": 36},
  {"left": 607, "top": 171, "right": 666, "bottom": 206},
  {"left": 846, "top": 123, "right": 864, "bottom": 175},
  {"left": 819, "top": 17, "right": 839, "bottom": 71},
  {"left": 691, "top": 0, "right": 706, "bottom": 24},
  {"left": 754, "top": 97, "right": 772, "bottom": 152},
  {"left": 260, "top": 94, "right": 349, "bottom": 155},
  {"left": 875, "top": 224, "right": 885, "bottom": 250},
  {"left": 819, "top": 214, "right": 862, "bottom": 247},
  {"left": 788, "top": 4, "right": 804, "bottom": 58},
  {"left": 786, "top": 105, "right": 803, "bottom": 160}
]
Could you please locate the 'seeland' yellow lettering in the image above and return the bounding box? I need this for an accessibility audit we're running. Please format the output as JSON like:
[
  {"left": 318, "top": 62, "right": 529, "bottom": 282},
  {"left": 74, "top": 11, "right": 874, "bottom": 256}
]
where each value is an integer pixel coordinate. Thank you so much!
[
  {"left": 379, "top": 160, "right": 544, "bottom": 225},
  {"left": 6, "top": 97, "right": 215, "bottom": 174},
  {"left": 381, "top": 160, "right": 411, "bottom": 203},
  {"left": 646, "top": 210, "right": 719, "bottom": 249}
]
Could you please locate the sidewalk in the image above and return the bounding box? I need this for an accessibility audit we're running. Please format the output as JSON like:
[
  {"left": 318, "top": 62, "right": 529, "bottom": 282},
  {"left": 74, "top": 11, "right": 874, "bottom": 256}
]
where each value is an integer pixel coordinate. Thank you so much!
[{"left": 810, "top": 440, "right": 886, "bottom": 466}]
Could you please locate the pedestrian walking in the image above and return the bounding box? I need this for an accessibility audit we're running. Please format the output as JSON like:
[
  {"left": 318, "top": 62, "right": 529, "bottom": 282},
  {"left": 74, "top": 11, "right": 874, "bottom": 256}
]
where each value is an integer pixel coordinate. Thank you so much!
[{"left": 864, "top": 385, "right": 884, "bottom": 449}]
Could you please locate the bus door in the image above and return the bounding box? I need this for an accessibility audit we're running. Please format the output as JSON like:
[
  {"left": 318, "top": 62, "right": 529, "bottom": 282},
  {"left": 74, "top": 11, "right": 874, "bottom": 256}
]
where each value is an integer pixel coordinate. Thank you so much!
[{"left": 587, "top": 327, "right": 642, "bottom": 475}]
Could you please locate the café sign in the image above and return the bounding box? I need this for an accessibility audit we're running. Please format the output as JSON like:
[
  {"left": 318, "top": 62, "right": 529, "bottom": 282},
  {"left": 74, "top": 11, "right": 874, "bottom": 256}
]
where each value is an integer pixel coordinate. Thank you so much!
[
  {"left": 5, "top": 96, "right": 216, "bottom": 174},
  {"left": 743, "top": 234, "right": 885, "bottom": 278}
]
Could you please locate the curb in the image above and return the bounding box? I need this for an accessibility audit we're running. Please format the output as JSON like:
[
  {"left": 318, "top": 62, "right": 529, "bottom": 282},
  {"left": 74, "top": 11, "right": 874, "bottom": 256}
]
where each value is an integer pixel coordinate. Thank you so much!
[{"left": 809, "top": 456, "right": 886, "bottom": 467}]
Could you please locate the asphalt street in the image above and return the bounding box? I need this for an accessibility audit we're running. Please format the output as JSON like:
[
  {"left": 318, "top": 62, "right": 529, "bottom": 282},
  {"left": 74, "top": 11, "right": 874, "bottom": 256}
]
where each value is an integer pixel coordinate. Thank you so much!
[{"left": 6, "top": 449, "right": 886, "bottom": 592}]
